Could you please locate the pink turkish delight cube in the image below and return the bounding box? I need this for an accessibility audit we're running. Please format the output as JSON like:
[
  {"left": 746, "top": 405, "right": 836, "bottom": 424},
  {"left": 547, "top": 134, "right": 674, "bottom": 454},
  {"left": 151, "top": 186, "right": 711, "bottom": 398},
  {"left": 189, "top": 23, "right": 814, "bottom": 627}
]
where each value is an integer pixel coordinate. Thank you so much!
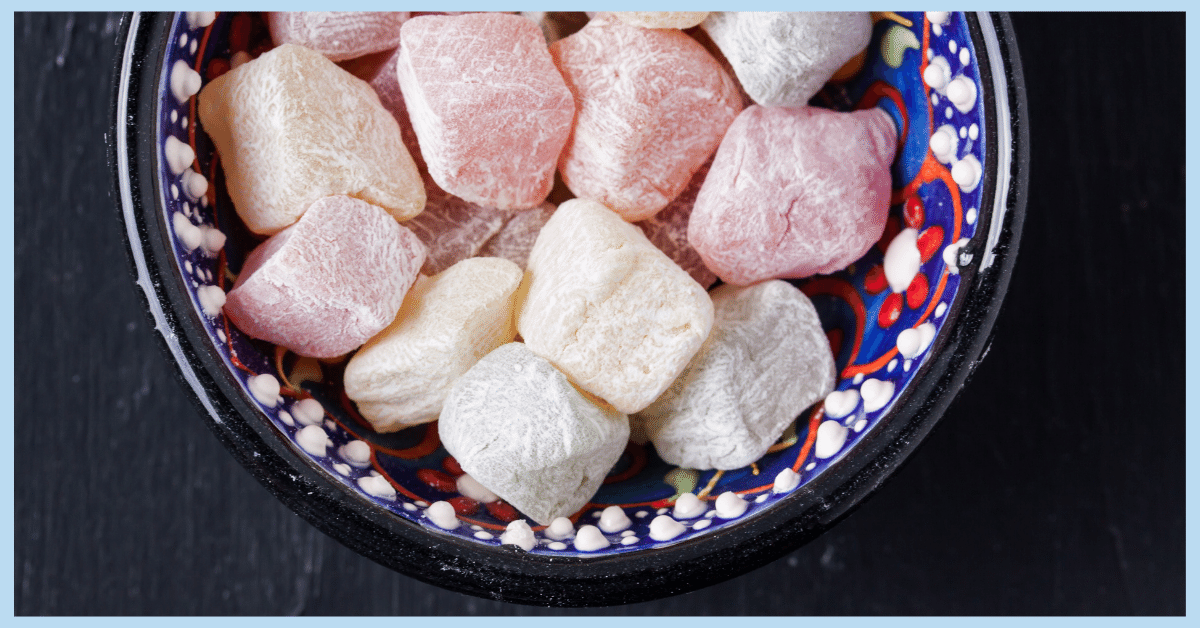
[
  {"left": 224, "top": 196, "right": 426, "bottom": 358},
  {"left": 396, "top": 13, "right": 575, "bottom": 210},
  {"left": 550, "top": 13, "right": 743, "bottom": 221},
  {"left": 371, "top": 48, "right": 544, "bottom": 275},
  {"left": 688, "top": 105, "right": 897, "bottom": 286},
  {"left": 267, "top": 12, "right": 409, "bottom": 62}
]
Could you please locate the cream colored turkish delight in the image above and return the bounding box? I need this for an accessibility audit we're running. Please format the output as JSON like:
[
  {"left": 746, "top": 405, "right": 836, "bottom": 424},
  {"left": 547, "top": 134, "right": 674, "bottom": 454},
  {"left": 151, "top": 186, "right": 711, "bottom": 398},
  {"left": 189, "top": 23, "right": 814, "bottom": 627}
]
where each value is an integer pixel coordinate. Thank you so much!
[
  {"left": 343, "top": 257, "right": 523, "bottom": 432},
  {"left": 612, "top": 12, "right": 709, "bottom": 29},
  {"left": 517, "top": 198, "right": 713, "bottom": 414},
  {"left": 438, "top": 342, "right": 630, "bottom": 525},
  {"left": 638, "top": 280, "right": 836, "bottom": 470},
  {"left": 197, "top": 44, "right": 425, "bottom": 235}
]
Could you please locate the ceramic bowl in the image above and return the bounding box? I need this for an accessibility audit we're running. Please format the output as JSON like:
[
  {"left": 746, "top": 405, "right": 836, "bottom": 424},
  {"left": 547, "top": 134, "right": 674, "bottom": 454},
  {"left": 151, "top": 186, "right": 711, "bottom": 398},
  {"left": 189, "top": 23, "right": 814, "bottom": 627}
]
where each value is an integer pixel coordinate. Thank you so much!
[{"left": 110, "top": 11, "right": 1028, "bottom": 606}]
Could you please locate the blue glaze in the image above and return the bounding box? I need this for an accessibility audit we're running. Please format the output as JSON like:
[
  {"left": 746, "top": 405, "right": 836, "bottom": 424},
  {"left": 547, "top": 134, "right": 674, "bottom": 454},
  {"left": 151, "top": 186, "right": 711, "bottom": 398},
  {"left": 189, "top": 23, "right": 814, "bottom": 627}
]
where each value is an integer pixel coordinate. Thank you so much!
[{"left": 156, "top": 11, "right": 987, "bottom": 558}]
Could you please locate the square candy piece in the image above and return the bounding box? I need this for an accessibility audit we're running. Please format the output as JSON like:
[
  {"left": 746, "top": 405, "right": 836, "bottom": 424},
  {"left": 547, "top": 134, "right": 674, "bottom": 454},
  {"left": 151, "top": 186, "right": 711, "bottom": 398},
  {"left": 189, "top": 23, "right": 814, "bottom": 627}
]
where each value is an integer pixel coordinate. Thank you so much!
[
  {"left": 198, "top": 44, "right": 425, "bottom": 235},
  {"left": 223, "top": 196, "right": 426, "bottom": 359},
  {"left": 439, "top": 342, "right": 630, "bottom": 526},
  {"left": 701, "top": 12, "right": 872, "bottom": 107},
  {"left": 550, "top": 13, "right": 743, "bottom": 221},
  {"left": 396, "top": 13, "right": 575, "bottom": 210},
  {"left": 372, "top": 47, "right": 558, "bottom": 273},
  {"left": 638, "top": 280, "right": 836, "bottom": 470},
  {"left": 612, "top": 12, "right": 709, "bottom": 29},
  {"left": 343, "top": 257, "right": 523, "bottom": 432},
  {"left": 688, "top": 105, "right": 897, "bottom": 285},
  {"left": 267, "top": 12, "right": 409, "bottom": 62},
  {"left": 518, "top": 199, "right": 714, "bottom": 414}
]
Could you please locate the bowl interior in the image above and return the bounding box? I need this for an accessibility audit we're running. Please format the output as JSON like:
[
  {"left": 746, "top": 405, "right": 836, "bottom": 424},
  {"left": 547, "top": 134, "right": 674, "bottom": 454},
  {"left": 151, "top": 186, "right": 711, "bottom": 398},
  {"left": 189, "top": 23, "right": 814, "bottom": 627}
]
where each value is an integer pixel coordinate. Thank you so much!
[{"left": 152, "top": 11, "right": 991, "bottom": 559}]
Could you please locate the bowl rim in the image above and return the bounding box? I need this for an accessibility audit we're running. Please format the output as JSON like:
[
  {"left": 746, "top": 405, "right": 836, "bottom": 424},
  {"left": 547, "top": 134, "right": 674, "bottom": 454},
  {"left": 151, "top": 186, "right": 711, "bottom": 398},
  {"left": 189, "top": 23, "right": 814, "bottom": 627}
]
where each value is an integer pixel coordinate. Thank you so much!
[{"left": 109, "top": 11, "right": 1029, "bottom": 607}]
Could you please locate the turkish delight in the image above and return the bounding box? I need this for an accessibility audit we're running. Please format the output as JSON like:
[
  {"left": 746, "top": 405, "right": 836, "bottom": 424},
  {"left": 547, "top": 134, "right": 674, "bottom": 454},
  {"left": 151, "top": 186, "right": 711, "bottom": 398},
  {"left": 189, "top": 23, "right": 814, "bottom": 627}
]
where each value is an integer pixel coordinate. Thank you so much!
[
  {"left": 438, "top": 342, "right": 630, "bottom": 525},
  {"left": 223, "top": 196, "right": 425, "bottom": 359},
  {"left": 701, "top": 12, "right": 872, "bottom": 107},
  {"left": 550, "top": 13, "right": 742, "bottom": 221},
  {"left": 611, "top": 12, "right": 710, "bottom": 29},
  {"left": 638, "top": 280, "right": 836, "bottom": 470},
  {"left": 197, "top": 44, "right": 425, "bottom": 235},
  {"left": 343, "top": 257, "right": 523, "bottom": 432},
  {"left": 688, "top": 105, "right": 897, "bottom": 285},
  {"left": 396, "top": 13, "right": 575, "bottom": 210},
  {"left": 266, "top": 12, "right": 409, "bottom": 62},
  {"left": 517, "top": 198, "right": 714, "bottom": 414}
]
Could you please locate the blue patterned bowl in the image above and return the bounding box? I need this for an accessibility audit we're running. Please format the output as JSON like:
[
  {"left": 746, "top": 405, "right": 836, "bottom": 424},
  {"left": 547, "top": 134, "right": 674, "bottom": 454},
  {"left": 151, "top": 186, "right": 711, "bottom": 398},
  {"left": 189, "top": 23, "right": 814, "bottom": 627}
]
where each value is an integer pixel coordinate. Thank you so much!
[{"left": 111, "top": 11, "right": 1027, "bottom": 606}]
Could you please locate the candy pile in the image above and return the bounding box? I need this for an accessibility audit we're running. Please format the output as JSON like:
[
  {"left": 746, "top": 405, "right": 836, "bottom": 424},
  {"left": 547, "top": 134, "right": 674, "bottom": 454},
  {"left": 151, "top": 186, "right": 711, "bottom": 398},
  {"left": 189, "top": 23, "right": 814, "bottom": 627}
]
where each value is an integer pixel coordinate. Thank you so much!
[{"left": 197, "top": 12, "right": 897, "bottom": 533}]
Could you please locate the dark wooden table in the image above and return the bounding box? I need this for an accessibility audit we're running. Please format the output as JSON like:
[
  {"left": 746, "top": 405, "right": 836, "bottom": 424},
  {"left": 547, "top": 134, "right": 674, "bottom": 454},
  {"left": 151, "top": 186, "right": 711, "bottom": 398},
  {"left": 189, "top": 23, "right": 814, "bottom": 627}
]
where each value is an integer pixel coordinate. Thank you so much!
[{"left": 14, "top": 12, "right": 1184, "bottom": 615}]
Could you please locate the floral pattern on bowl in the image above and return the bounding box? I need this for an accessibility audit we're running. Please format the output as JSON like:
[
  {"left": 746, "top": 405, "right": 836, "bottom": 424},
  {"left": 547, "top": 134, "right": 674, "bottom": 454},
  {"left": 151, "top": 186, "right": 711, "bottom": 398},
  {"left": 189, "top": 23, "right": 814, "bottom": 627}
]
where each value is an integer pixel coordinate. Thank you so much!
[{"left": 156, "top": 11, "right": 988, "bottom": 557}]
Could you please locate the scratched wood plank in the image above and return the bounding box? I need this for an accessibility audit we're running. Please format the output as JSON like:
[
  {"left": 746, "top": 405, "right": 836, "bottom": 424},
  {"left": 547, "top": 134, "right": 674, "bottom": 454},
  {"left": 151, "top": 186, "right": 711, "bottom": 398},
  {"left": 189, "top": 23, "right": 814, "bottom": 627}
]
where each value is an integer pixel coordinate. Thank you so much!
[{"left": 14, "top": 11, "right": 1183, "bottom": 615}]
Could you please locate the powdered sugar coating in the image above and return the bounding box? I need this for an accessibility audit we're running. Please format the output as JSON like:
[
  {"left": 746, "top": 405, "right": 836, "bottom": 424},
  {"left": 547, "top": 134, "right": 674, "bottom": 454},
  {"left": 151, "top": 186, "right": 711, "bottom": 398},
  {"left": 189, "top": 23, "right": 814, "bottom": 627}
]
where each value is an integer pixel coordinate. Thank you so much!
[
  {"left": 197, "top": 44, "right": 425, "bottom": 235},
  {"left": 518, "top": 199, "right": 713, "bottom": 414},
  {"left": 550, "top": 13, "right": 743, "bottom": 220},
  {"left": 611, "top": 12, "right": 709, "bottom": 29},
  {"left": 266, "top": 12, "right": 409, "bottom": 62},
  {"left": 701, "top": 12, "right": 872, "bottom": 107},
  {"left": 223, "top": 196, "right": 425, "bottom": 358},
  {"left": 689, "top": 105, "right": 897, "bottom": 285},
  {"left": 439, "top": 343, "right": 630, "bottom": 526},
  {"left": 397, "top": 13, "right": 575, "bottom": 210},
  {"left": 637, "top": 280, "right": 836, "bottom": 470},
  {"left": 343, "top": 257, "right": 523, "bottom": 432},
  {"left": 370, "top": 48, "right": 521, "bottom": 275}
]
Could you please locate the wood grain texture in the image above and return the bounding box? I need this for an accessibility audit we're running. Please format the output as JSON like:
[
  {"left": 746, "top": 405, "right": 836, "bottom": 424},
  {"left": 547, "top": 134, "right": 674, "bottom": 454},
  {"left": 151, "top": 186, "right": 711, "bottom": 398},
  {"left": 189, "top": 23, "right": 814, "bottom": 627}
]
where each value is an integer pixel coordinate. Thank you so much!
[{"left": 14, "top": 12, "right": 1184, "bottom": 615}]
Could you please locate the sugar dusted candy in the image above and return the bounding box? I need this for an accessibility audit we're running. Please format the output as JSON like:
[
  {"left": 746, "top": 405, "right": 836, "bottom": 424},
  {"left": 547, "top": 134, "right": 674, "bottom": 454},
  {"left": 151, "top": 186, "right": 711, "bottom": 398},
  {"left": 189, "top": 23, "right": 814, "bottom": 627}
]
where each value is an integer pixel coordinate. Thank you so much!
[
  {"left": 223, "top": 196, "right": 425, "bottom": 359},
  {"left": 550, "top": 13, "right": 743, "bottom": 220},
  {"left": 343, "top": 257, "right": 523, "bottom": 432},
  {"left": 396, "top": 13, "right": 574, "bottom": 210},
  {"left": 638, "top": 280, "right": 836, "bottom": 470},
  {"left": 369, "top": 47, "right": 558, "bottom": 274},
  {"left": 266, "top": 12, "right": 409, "bottom": 62},
  {"left": 438, "top": 343, "right": 630, "bottom": 526},
  {"left": 701, "top": 12, "right": 872, "bottom": 107},
  {"left": 518, "top": 199, "right": 714, "bottom": 414},
  {"left": 689, "top": 105, "right": 897, "bottom": 285},
  {"left": 197, "top": 44, "right": 424, "bottom": 235},
  {"left": 611, "top": 12, "right": 710, "bottom": 29}
]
